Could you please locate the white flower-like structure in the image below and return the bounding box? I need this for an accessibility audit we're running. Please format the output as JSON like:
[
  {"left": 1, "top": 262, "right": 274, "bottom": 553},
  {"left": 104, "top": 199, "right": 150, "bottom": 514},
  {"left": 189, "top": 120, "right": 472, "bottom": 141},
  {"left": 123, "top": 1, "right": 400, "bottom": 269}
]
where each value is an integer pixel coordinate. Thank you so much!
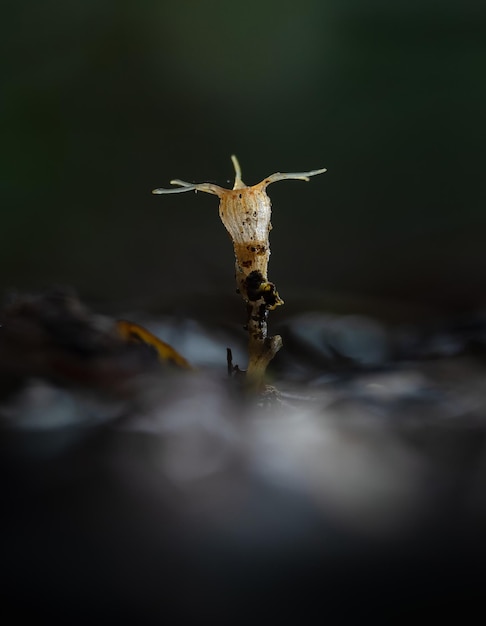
[{"left": 153, "top": 156, "right": 326, "bottom": 311}]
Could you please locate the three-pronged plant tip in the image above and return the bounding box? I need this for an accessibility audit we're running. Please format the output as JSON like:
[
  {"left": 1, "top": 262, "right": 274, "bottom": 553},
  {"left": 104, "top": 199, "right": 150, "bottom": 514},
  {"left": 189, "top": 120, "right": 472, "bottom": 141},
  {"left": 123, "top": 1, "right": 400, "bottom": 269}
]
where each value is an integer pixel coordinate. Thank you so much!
[{"left": 153, "top": 156, "right": 326, "bottom": 386}]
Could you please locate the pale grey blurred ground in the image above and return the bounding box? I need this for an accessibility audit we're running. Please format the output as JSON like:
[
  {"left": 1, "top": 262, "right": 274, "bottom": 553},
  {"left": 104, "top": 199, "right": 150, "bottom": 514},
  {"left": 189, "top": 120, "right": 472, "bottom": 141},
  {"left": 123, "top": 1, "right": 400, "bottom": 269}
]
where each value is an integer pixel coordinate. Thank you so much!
[{"left": 2, "top": 292, "right": 486, "bottom": 622}]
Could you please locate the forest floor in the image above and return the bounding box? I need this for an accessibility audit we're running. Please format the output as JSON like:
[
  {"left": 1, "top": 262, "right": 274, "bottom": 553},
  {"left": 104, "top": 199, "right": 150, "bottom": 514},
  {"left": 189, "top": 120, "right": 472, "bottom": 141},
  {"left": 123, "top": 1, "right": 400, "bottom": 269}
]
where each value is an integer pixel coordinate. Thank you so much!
[{"left": 1, "top": 288, "right": 486, "bottom": 622}]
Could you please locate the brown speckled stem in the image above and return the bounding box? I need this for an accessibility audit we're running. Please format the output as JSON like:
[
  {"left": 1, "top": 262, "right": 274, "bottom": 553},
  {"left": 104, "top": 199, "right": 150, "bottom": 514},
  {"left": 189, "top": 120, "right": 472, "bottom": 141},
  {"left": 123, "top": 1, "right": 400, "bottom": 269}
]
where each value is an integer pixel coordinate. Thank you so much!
[{"left": 245, "top": 300, "right": 282, "bottom": 387}]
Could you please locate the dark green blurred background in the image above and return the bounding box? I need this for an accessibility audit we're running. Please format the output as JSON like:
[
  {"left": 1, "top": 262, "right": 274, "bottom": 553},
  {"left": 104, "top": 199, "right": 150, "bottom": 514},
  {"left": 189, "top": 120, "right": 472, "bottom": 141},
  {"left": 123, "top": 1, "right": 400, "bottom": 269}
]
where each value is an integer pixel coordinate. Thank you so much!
[{"left": 2, "top": 0, "right": 485, "bottom": 319}]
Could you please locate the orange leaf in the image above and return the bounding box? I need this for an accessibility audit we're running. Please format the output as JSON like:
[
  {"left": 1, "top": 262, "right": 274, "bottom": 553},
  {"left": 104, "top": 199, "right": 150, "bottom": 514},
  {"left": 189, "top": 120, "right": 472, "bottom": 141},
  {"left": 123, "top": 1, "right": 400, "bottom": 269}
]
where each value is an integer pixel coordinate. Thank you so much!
[{"left": 116, "top": 320, "right": 191, "bottom": 370}]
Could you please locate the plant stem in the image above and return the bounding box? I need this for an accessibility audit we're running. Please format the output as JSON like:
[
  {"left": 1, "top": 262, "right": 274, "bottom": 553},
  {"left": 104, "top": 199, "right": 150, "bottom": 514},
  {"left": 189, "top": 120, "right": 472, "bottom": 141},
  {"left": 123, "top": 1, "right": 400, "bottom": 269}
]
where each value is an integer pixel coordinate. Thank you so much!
[{"left": 245, "top": 301, "right": 282, "bottom": 387}]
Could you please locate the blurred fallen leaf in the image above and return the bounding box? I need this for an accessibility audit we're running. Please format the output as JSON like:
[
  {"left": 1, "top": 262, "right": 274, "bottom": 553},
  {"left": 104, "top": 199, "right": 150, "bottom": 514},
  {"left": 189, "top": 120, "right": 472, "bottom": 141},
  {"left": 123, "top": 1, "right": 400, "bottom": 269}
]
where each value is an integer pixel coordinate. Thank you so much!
[
  {"left": 0, "top": 288, "right": 190, "bottom": 400},
  {"left": 116, "top": 319, "right": 191, "bottom": 370}
]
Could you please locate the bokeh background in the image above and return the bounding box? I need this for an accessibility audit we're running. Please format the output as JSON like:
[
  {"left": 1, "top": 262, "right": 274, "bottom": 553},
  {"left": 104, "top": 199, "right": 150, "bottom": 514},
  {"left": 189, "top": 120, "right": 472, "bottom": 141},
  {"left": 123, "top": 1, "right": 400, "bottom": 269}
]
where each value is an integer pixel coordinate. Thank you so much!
[
  {"left": 3, "top": 5, "right": 486, "bottom": 620},
  {"left": 2, "top": 0, "right": 486, "bottom": 321}
]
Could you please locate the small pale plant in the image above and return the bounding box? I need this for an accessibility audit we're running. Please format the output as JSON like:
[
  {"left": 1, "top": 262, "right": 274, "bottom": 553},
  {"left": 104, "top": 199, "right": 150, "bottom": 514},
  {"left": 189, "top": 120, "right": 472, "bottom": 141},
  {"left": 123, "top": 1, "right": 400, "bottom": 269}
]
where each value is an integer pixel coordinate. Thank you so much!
[{"left": 153, "top": 156, "right": 326, "bottom": 386}]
